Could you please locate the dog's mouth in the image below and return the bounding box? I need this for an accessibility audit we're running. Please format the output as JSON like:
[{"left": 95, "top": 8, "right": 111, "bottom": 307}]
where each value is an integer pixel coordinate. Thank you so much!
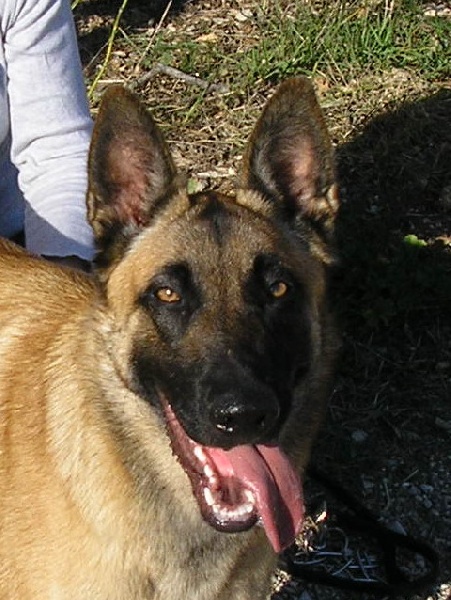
[{"left": 162, "top": 398, "right": 304, "bottom": 553}]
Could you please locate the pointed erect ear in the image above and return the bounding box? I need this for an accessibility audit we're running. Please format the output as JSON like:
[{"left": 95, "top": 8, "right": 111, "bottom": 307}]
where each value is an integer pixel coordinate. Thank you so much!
[
  {"left": 239, "top": 78, "right": 339, "bottom": 259},
  {"left": 87, "top": 85, "right": 178, "bottom": 267}
]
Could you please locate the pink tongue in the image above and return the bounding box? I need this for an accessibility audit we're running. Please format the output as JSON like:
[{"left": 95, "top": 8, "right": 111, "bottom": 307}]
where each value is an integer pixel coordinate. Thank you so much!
[{"left": 207, "top": 444, "right": 304, "bottom": 553}]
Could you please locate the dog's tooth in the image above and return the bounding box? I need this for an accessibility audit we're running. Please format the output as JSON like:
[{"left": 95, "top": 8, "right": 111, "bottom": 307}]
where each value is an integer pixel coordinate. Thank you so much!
[
  {"left": 203, "top": 487, "right": 215, "bottom": 507},
  {"left": 213, "top": 505, "right": 227, "bottom": 520},
  {"left": 219, "top": 508, "right": 232, "bottom": 522},
  {"left": 230, "top": 503, "right": 253, "bottom": 520},
  {"left": 211, "top": 498, "right": 255, "bottom": 523},
  {"left": 240, "top": 503, "right": 254, "bottom": 515},
  {"left": 193, "top": 445, "right": 207, "bottom": 463},
  {"left": 244, "top": 490, "right": 255, "bottom": 504},
  {"left": 204, "top": 465, "right": 219, "bottom": 487},
  {"left": 231, "top": 506, "right": 243, "bottom": 519},
  {"left": 203, "top": 464, "right": 214, "bottom": 479},
  {"left": 209, "top": 477, "right": 218, "bottom": 491}
]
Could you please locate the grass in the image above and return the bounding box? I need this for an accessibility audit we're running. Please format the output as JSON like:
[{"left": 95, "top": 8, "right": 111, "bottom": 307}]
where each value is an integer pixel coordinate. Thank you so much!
[
  {"left": 239, "top": 1, "right": 450, "bottom": 85},
  {"left": 79, "top": 0, "right": 451, "bottom": 121}
]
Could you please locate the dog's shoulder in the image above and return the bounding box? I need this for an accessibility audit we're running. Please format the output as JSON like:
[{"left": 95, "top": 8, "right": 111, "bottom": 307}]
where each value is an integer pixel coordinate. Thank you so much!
[{"left": 0, "top": 238, "right": 94, "bottom": 316}]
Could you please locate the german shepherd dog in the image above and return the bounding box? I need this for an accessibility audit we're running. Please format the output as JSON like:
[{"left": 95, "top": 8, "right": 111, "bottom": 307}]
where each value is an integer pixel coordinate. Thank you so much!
[{"left": 0, "top": 78, "right": 339, "bottom": 599}]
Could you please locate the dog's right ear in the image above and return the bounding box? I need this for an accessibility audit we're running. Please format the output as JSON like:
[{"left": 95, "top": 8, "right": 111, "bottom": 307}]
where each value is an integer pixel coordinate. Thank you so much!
[{"left": 87, "top": 85, "right": 178, "bottom": 273}]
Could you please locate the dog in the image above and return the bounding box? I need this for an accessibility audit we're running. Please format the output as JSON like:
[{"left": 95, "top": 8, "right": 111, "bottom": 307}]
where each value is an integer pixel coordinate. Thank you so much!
[{"left": 0, "top": 77, "right": 339, "bottom": 599}]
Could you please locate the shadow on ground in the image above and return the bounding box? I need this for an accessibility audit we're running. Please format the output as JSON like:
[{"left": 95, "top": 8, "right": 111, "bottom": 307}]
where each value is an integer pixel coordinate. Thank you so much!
[{"left": 305, "top": 89, "right": 451, "bottom": 599}]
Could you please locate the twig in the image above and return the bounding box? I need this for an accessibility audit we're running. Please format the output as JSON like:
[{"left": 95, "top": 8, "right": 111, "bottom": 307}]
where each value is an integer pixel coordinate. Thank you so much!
[
  {"left": 135, "top": 1, "right": 173, "bottom": 72},
  {"left": 196, "top": 170, "right": 234, "bottom": 179},
  {"left": 130, "top": 63, "right": 229, "bottom": 94},
  {"left": 384, "top": 0, "right": 396, "bottom": 19},
  {"left": 88, "top": 0, "right": 130, "bottom": 99}
]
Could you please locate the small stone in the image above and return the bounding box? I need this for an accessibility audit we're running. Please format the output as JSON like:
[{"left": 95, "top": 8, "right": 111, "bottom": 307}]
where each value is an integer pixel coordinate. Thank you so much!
[
  {"left": 385, "top": 519, "right": 406, "bottom": 535},
  {"left": 419, "top": 484, "right": 434, "bottom": 493},
  {"left": 351, "top": 429, "right": 368, "bottom": 443},
  {"left": 362, "top": 478, "right": 374, "bottom": 491},
  {"left": 232, "top": 9, "right": 253, "bottom": 22},
  {"left": 407, "top": 485, "right": 420, "bottom": 497}
]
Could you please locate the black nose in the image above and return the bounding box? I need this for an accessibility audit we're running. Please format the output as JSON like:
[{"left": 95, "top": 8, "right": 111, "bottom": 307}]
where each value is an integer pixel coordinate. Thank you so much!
[{"left": 209, "top": 391, "right": 280, "bottom": 446}]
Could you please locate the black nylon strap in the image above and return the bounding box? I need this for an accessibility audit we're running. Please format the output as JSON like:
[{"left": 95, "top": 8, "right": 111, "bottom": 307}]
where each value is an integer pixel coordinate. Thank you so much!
[{"left": 280, "top": 466, "right": 440, "bottom": 597}]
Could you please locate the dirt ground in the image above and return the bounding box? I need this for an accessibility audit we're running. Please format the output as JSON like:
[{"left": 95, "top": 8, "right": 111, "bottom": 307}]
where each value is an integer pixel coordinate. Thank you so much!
[{"left": 73, "top": 1, "right": 451, "bottom": 598}]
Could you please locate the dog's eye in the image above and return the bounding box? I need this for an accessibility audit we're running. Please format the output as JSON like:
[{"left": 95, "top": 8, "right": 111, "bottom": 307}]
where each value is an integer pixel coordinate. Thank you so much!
[
  {"left": 154, "top": 287, "right": 181, "bottom": 303},
  {"left": 268, "top": 281, "right": 289, "bottom": 299}
]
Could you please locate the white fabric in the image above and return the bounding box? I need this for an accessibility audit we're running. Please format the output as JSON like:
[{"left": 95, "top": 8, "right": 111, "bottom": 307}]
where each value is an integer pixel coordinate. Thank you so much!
[{"left": 0, "top": 0, "right": 94, "bottom": 259}]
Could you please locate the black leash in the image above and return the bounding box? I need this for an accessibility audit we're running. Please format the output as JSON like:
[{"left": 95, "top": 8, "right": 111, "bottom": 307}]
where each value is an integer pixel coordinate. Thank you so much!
[{"left": 280, "top": 466, "right": 440, "bottom": 597}]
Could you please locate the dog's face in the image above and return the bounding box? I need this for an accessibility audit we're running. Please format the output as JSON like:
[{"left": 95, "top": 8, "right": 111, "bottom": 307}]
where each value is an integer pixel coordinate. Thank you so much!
[{"left": 87, "top": 79, "right": 338, "bottom": 553}]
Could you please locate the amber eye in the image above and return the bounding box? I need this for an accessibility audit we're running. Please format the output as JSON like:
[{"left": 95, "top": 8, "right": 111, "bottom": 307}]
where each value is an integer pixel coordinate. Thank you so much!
[
  {"left": 155, "top": 287, "right": 181, "bottom": 303},
  {"left": 269, "top": 281, "right": 289, "bottom": 299}
]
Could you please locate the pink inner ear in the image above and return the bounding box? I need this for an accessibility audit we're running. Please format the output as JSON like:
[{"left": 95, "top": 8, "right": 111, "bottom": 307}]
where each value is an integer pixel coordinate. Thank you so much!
[
  {"left": 288, "top": 137, "right": 319, "bottom": 202},
  {"left": 108, "top": 142, "right": 150, "bottom": 227}
]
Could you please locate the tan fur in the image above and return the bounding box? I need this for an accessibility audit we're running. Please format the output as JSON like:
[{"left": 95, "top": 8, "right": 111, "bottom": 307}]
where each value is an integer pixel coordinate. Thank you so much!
[{"left": 0, "top": 78, "right": 339, "bottom": 599}]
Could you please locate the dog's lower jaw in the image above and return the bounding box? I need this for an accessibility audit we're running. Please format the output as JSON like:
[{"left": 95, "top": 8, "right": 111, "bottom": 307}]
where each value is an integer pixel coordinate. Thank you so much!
[{"left": 157, "top": 393, "right": 304, "bottom": 553}]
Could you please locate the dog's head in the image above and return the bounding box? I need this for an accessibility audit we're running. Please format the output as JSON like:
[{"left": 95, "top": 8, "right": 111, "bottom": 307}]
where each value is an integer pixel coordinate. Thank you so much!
[{"left": 87, "top": 79, "right": 339, "bottom": 553}]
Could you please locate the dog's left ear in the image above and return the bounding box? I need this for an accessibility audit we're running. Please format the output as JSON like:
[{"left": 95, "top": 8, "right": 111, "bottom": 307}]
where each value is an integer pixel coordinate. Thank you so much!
[
  {"left": 239, "top": 77, "right": 339, "bottom": 263},
  {"left": 87, "top": 85, "right": 178, "bottom": 271}
]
